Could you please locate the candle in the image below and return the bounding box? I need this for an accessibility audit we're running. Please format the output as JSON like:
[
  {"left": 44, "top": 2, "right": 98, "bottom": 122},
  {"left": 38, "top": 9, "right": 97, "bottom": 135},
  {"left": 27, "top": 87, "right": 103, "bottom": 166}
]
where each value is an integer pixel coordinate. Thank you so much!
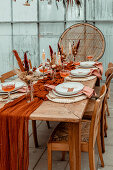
[
  {"left": 69, "top": 42, "right": 71, "bottom": 55},
  {"left": 42, "top": 49, "right": 45, "bottom": 67},
  {"left": 58, "top": 53, "right": 62, "bottom": 66}
]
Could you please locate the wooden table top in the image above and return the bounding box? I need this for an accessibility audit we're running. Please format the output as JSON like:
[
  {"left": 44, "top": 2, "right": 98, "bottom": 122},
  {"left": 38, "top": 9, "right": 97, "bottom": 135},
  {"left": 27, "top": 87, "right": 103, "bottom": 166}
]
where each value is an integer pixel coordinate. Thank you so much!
[
  {"left": 30, "top": 78, "right": 97, "bottom": 123},
  {"left": 0, "top": 78, "right": 97, "bottom": 123}
]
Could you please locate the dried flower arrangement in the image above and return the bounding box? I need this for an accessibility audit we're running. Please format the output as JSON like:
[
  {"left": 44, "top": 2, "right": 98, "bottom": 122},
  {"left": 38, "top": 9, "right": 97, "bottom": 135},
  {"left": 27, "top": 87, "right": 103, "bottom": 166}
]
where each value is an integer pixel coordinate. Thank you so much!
[
  {"left": 13, "top": 50, "right": 39, "bottom": 85},
  {"left": 72, "top": 39, "right": 80, "bottom": 61}
]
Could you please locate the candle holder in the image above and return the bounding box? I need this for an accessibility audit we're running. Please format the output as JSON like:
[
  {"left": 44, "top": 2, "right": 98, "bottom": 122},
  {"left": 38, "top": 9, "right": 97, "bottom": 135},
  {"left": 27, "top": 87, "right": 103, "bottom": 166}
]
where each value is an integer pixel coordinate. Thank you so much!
[{"left": 26, "top": 80, "right": 34, "bottom": 103}]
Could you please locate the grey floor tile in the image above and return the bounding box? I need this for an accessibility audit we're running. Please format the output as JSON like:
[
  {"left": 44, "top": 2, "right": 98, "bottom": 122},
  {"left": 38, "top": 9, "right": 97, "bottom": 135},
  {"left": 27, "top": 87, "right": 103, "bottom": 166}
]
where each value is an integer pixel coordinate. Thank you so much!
[
  {"left": 105, "top": 130, "right": 113, "bottom": 146},
  {"left": 42, "top": 150, "right": 69, "bottom": 161},
  {"left": 98, "top": 165, "right": 113, "bottom": 170},
  {"left": 29, "top": 132, "right": 50, "bottom": 148},
  {"left": 29, "top": 148, "right": 45, "bottom": 170},
  {"left": 101, "top": 146, "right": 113, "bottom": 166},
  {"left": 34, "top": 159, "right": 68, "bottom": 170},
  {"left": 106, "top": 117, "right": 113, "bottom": 130}
]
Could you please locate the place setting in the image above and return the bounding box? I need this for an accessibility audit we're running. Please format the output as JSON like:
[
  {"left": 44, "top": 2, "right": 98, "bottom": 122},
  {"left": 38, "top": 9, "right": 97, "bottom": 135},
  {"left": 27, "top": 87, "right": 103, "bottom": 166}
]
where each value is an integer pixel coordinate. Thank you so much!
[
  {"left": 65, "top": 60, "right": 103, "bottom": 82},
  {"left": 46, "top": 81, "right": 94, "bottom": 103},
  {"left": 0, "top": 81, "right": 26, "bottom": 102}
]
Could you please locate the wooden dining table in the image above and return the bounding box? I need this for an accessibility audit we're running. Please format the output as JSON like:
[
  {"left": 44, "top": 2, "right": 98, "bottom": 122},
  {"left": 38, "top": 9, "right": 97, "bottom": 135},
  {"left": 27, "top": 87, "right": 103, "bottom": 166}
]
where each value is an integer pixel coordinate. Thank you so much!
[
  {"left": 29, "top": 77, "right": 97, "bottom": 170},
  {"left": 0, "top": 76, "right": 97, "bottom": 170}
]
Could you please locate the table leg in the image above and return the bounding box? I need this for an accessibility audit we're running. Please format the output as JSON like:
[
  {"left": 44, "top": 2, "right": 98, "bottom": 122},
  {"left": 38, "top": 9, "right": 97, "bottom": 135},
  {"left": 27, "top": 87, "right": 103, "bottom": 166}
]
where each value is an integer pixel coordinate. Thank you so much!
[{"left": 69, "top": 122, "right": 81, "bottom": 170}]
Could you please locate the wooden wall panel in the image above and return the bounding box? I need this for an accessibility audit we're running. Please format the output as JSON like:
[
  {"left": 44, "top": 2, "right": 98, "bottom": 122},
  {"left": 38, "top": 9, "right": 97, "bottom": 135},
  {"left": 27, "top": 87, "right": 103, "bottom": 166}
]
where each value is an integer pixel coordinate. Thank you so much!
[
  {"left": 13, "top": 23, "right": 38, "bottom": 68},
  {"left": 0, "top": 0, "right": 11, "bottom": 21},
  {"left": 40, "top": 23, "right": 64, "bottom": 62},
  {"left": 13, "top": 0, "right": 37, "bottom": 21},
  {"left": 39, "top": 1, "right": 64, "bottom": 21},
  {"left": 0, "top": 24, "right": 12, "bottom": 74}
]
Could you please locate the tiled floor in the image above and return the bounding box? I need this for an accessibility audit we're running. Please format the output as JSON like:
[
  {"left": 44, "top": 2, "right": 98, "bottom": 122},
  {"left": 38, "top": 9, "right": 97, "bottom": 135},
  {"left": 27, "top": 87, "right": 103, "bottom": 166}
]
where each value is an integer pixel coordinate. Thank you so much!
[{"left": 28, "top": 83, "right": 113, "bottom": 170}]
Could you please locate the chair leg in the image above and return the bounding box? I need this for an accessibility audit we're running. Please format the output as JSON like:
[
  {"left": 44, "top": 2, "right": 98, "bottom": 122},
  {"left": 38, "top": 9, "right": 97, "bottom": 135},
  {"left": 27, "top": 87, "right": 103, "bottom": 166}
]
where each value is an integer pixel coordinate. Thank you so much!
[
  {"left": 46, "top": 121, "right": 51, "bottom": 129},
  {"left": 61, "top": 151, "right": 66, "bottom": 161},
  {"left": 101, "top": 111, "right": 105, "bottom": 153},
  {"left": 32, "top": 120, "right": 38, "bottom": 148},
  {"left": 104, "top": 114, "right": 107, "bottom": 137},
  {"left": 88, "top": 148, "right": 96, "bottom": 170},
  {"left": 48, "top": 143, "right": 52, "bottom": 170},
  {"left": 97, "top": 126, "right": 104, "bottom": 167},
  {"left": 106, "top": 101, "right": 110, "bottom": 116}
]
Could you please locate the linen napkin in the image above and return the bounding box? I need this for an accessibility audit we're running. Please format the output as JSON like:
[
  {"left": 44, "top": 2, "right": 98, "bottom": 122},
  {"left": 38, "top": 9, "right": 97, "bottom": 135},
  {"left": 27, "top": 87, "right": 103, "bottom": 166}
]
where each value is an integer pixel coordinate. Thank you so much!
[
  {"left": 94, "top": 62, "right": 103, "bottom": 74},
  {"left": 44, "top": 84, "right": 94, "bottom": 98},
  {"left": 90, "top": 69, "right": 102, "bottom": 80}
]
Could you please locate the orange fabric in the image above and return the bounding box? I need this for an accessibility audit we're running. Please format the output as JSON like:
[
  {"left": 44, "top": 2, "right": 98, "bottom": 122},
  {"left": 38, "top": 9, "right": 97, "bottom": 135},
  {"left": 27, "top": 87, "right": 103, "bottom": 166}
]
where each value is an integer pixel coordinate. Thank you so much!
[{"left": 0, "top": 72, "right": 64, "bottom": 170}]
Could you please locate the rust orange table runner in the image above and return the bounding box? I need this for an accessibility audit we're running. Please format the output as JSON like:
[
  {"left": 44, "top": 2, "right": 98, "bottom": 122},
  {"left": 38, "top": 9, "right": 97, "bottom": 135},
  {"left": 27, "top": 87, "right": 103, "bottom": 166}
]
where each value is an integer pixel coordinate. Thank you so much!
[{"left": 0, "top": 73, "right": 64, "bottom": 170}]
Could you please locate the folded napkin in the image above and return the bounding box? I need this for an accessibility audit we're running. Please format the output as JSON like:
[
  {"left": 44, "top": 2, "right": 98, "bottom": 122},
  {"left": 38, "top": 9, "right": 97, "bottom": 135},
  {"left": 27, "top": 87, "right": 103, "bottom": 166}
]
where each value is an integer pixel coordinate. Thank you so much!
[
  {"left": 94, "top": 62, "right": 103, "bottom": 74},
  {"left": 44, "top": 84, "right": 94, "bottom": 98},
  {"left": 78, "top": 86, "right": 94, "bottom": 98},
  {"left": 90, "top": 69, "right": 102, "bottom": 80}
]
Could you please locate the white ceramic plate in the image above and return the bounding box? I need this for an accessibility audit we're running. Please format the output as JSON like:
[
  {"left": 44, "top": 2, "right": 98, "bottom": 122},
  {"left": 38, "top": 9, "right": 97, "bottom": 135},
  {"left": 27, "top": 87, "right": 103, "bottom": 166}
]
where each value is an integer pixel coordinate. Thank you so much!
[
  {"left": 52, "top": 90, "right": 83, "bottom": 98},
  {"left": 55, "top": 82, "right": 84, "bottom": 96},
  {"left": 71, "top": 69, "right": 90, "bottom": 76},
  {"left": 0, "top": 81, "right": 25, "bottom": 93},
  {"left": 80, "top": 61, "right": 95, "bottom": 68},
  {"left": 70, "top": 74, "right": 90, "bottom": 78}
]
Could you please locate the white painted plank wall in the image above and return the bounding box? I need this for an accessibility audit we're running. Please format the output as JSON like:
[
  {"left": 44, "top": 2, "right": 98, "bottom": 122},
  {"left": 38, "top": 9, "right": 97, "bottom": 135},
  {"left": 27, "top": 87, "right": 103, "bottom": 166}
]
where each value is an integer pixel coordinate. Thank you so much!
[{"left": 0, "top": 0, "right": 113, "bottom": 81}]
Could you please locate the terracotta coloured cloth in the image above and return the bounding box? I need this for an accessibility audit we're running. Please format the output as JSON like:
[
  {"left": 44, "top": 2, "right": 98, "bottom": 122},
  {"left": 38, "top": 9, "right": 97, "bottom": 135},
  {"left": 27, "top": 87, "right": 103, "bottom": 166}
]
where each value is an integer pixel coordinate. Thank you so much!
[
  {"left": 0, "top": 72, "right": 64, "bottom": 170},
  {"left": 90, "top": 69, "right": 102, "bottom": 80},
  {"left": 94, "top": 62, "right": 103, "bottom": 74}
]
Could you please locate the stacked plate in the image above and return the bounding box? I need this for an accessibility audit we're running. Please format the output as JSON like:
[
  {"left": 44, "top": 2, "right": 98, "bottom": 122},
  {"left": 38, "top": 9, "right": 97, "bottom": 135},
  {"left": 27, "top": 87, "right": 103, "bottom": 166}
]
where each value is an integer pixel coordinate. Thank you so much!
[
  {"left": 0, "top": 81, "right": 25, "bottom": 95},
  {"left": 53, "top": 82, "right": 84, "bottom": 98},
  {"left": 70, "top": 69, "right": 91, "bottom": 78},
  {"left": 80, "top": 61, "right": 96, "bottom": 68}
]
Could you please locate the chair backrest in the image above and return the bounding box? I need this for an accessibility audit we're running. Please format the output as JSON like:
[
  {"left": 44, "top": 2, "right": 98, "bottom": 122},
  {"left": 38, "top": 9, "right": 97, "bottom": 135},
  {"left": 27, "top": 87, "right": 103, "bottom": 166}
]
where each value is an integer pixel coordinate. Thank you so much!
[
  {"left": 105, "top": 63, "right": 113, "bottom": 97},
  {"left": 105, "top": 67, "right": 113, "bottom": 81},
  {"left": 89, "top": 84, "right": 106, "bottom": 147},
  {"left": 1, "top": 70, "right": 16, "bottom": 83},
  {"left": 58, "top": 23, "right": 105, "bottom": 61}
]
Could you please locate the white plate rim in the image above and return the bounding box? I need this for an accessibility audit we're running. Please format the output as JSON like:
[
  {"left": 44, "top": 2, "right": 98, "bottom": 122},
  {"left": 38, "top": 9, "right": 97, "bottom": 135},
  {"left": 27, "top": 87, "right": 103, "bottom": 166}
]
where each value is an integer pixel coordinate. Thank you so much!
[
  {"left": 70, "top": 74, "right": 90, "bottom": 78},
  {"left": 80, "top": 61, "right": 96, "bottom": 68},
  {"left": 52, "top": 90, "right": 83, "bottom": 98},
  {"left": 71, "top": 69, "right": 90, "bottom": 76}
]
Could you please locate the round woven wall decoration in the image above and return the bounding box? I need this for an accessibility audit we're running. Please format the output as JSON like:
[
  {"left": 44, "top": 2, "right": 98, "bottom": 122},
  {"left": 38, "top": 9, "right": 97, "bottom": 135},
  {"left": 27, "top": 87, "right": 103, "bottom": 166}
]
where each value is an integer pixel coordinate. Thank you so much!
[{"left": 58, "top": 23, "right": 105, "bottom": 61}]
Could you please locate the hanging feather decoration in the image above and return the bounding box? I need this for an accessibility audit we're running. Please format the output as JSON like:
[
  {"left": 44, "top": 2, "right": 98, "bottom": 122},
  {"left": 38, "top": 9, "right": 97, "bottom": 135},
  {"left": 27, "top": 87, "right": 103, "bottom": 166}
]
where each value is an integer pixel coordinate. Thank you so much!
[
  {"left": 24, "top": 52, "right": 29, "bottom": 72},
  {"left": 13, "top": 50, "right": 25, "bottom": 72}
]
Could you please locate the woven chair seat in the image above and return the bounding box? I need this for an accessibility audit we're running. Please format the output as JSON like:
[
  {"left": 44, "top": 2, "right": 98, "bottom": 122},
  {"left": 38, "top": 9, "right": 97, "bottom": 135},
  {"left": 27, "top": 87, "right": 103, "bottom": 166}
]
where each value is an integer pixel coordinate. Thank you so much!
[{"left": 51, "top": 121, "right": 91, "bottom": 143}]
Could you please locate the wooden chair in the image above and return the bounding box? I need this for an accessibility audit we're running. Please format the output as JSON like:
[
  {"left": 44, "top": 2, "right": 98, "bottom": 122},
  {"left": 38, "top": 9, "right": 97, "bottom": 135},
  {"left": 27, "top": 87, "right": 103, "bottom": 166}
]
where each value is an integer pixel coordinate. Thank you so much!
[
  {"left": 83, "top": 72, "right": 113, "bottom": 153},
  {"left": 47, "top": 85, "right": 106, "bottom": 170},
  {"left": 58, "top": 23, "right": 105, "bottom": 61},
  {"left": 0, "top": 70, "right": 50, "bottom": 148},
  {"left": 95, "top": 64, "right": 113, "bottom": 116},
  {"left": 1, "top": 70, "right": 16, "bottom": 83}
]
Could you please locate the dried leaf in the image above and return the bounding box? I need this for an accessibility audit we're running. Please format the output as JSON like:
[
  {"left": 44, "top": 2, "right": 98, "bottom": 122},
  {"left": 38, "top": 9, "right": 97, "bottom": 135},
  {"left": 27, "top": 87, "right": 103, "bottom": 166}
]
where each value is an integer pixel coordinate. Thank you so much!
[{"left": 13, "top": 50, "right": 25, "bottom": 72}]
